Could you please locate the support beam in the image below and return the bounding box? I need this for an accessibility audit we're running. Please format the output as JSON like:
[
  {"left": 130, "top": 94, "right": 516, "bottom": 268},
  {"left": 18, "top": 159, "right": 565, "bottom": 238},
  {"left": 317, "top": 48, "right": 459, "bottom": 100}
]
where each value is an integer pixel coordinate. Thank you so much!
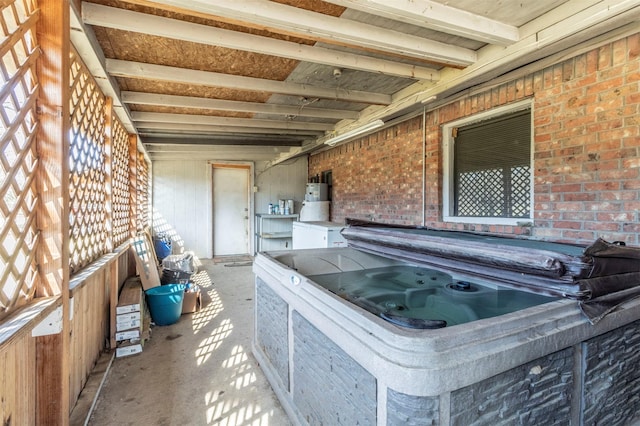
[
  {"left": 130, "top": 111, "right": 334, "bottom": 131},
  {"left": 118, "top": 0, "right": 477, "bottom": 66},
  {"left": 35, "top": 0, "right": 70, "bottom": 424},
  {"left": 121, "top": 91, "right": 359, "bottom": 120},
  {"left": 106, "top": 59, "right": 392, "bottom": 105},
  {"left": 82, "top": 3, "right": 439, "bottom": 81},
  {"left": 323, "top": 0, "right": 519, "bottom": 45},
  {"left": 142, "top": 136, "right": 302, "bottom": 146},
  {"left": 134, "top": 121, "right": 324, "bottom": 136}
]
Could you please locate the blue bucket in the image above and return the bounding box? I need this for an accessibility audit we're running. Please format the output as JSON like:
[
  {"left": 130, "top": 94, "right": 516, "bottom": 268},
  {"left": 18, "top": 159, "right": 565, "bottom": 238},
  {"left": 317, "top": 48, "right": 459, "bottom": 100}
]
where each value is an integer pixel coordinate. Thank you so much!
[{"left": 145, "top": 284, "right": 185, "bottom": 326}]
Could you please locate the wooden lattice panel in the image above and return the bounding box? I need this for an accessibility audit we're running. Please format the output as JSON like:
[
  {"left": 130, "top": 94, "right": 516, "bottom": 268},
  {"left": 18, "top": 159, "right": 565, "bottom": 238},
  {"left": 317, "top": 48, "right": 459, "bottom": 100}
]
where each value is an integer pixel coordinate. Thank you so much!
[
  {"left": 510, "top": 166, "right": 531, "bottom": 217},
  {"left": 456, "top": 166, "right": 530, "bottom": 218},
  {"left": 457, "top": 169, "right": 505, "bottom": 217},
  {"left": 69, "top": 49, "right": 107, "bottom": 274},
  {"left": 136, "top": 152, "right": 149, "bottom": 232},
  {"left": 111, "top": 116, "right": 131, "bottom": 247},
  {"left": 0, "top": 0, "right": 39, "bottom": 318}
]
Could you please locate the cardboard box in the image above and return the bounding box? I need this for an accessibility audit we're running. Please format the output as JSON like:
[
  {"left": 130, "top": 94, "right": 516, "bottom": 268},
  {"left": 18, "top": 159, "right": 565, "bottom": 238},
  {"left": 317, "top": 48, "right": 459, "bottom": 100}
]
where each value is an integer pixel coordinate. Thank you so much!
[
  {"left": 116, "top": 318, "right": 141, "bottom": 332},
  {"left": 115, "top": 329, "right": 141, "bottom": 342},
  {"left": 117, "top": 277, "right": 143, "bottom": 314},
  {"left": 182, "top": 288, "right": 201, "bottom": 314},
  {"left": 115, "top": 343, "right": 143, "bottom": 358},
  {"left": 116, "top": 311, "right": 141, "bottom": 326}
]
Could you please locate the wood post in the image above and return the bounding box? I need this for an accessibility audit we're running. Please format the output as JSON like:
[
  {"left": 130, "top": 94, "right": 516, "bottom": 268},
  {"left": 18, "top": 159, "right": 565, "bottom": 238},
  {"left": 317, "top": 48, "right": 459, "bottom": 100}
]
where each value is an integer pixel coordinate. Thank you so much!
[{"left": 35, "top": 0, "right": 71, "bottom": 424}]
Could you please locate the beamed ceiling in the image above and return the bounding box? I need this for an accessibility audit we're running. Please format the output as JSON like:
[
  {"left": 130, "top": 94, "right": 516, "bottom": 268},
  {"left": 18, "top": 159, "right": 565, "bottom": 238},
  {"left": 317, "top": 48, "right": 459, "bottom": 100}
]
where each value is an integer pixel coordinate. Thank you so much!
[{"left": 70, "top": 0, "right": 640, "bottom": 164}]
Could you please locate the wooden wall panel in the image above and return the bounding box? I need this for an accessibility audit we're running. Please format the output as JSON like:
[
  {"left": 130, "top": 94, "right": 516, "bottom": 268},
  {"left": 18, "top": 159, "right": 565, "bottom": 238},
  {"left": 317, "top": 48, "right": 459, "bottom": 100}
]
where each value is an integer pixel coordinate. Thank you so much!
[{"left": 0, "top": 334, "right": 36, "bottom": 425}]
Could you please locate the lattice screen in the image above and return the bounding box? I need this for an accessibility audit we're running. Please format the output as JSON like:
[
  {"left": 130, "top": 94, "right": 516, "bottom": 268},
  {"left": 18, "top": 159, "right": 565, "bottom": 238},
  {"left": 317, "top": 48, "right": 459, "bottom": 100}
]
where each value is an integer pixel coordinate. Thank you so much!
[
  {"left": 111, "top": 116, "right": 131, "bottom": 247},
  {"left": 69, "top": 49, "right": 107, "bottom": 274},
  {"left": 457, "top": 169, "right": 505, "bottom": 217},
  {"left": 0, "top": 0, "right": 39, "bottom": 318},
  {"left": 510, "top": 166, "right": 531, "bottom": 217},
  {"left": 456, "top": 166, "right": 530, "bottom": 218},
  {"left": 137, "top": 152, "right": 150, "bottom": 232}
]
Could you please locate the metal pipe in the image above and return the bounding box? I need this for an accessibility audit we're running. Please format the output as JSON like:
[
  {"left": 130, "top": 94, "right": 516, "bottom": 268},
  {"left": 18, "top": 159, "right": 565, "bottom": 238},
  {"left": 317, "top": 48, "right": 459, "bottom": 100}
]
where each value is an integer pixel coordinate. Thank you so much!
[{"left": 422, "top": 106, "right": 426, "bottom": 227}]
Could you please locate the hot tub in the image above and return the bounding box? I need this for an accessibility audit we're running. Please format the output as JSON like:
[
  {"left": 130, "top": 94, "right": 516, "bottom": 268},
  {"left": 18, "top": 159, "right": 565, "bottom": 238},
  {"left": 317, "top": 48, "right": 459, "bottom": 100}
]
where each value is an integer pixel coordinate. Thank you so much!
[{"left": 252, "top": 226, "right": 640, "bottom": 425}]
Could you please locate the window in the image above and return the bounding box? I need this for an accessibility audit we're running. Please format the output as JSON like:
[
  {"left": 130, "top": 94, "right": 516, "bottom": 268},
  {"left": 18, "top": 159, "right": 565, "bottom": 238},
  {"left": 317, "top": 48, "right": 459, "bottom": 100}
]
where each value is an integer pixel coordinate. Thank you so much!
[
  {"left": 321, "top": 169, "right": 333, "bottom": 201},
  {"left": 443, "top": 100, "right": 533, "bottom": 225}
]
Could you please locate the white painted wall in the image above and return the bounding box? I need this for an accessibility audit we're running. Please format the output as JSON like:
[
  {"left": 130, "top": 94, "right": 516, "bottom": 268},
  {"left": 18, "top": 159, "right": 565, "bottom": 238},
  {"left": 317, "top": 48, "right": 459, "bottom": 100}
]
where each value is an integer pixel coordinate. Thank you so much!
[
  {"left": 254, "top": 157, "right": 308, "bottom": 214},
  {"left": 152, "top": 160, "right": 212, "bottom": 257},
  {"left": 254, "top": 156, "right": 309, "bottom": 251},
  {"left": 152, "top": 156, "right": 308, "bottom": 258}
]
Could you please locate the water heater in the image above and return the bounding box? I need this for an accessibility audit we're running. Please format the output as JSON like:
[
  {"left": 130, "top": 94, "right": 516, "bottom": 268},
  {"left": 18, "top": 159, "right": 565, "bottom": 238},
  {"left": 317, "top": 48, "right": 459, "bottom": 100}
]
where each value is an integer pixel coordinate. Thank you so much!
[{"left": 305, "top": 183, "right": 328, "bottom": 201}]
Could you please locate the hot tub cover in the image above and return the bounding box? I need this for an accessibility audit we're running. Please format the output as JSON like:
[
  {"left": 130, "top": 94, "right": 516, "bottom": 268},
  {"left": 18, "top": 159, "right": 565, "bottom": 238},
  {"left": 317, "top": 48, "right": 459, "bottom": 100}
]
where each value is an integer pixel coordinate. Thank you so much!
[{"left": 342, "top": 220, "right": 640, "bottom": 322}]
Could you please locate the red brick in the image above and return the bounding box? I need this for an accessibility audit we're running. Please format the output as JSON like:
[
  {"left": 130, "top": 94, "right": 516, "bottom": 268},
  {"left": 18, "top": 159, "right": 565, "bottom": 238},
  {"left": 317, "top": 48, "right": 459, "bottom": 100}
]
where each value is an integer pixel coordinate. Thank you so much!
[
  {"left": 622, "top": 157, "right": 640, "bottom": 169},
  {"left": 564, "top": 192, "right": 597, "bottom": 202},
  {"left": 611, "top": 39, "right": 625, "bottom": 65},
  {"left": 551, "top": 183, "right": 582, "bottom": 192},
  {"left": 585, "top": 222, "right": 621, "bottom": 232},
  {"left": 562, "top": 230, "right": 596, "bottom": 241},
  {"left": 629, "top": 34, "right": 640, "bottom": 60},
  {"left": 623, "top": 222, "right": 640, "bottom": 233},
  {"left": 554, "top": 201, "right": 585, "bottom": 211},
  {"left": 553, "top": 221, "right": 583, "bottom": 229},
  {"left": 596, "top": 212, "right": 635, "bottom": 222},
  {"left": 623, "top": 179, "right": 640, "bottom": 190},
  {"left": 599, "top": 168, "right": 639, "bottom": 180},
  {"left": 598, "top": 44, "right": 612, "bottom": 70},
  {"left": 562, "top": 211, "right": 595, "bottom": 221}
]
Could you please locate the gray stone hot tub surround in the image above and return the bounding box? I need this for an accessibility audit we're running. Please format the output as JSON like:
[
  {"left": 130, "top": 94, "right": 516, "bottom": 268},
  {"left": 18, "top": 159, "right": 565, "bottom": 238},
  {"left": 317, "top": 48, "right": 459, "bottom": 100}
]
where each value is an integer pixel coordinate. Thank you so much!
[{"left": 252, "top": 248, "right": 640, "bottom": 425}]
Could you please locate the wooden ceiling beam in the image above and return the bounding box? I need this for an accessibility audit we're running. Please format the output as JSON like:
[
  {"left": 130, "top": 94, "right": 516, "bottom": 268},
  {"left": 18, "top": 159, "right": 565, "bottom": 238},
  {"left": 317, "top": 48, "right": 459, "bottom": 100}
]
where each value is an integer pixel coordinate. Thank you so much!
[
  {"left": 141, "top": 136, "right": 302, "bottom": 146},
  {"left": 323, "top": 0, "right": 519, "bottom": 45},
  {"left": 106, "top": 59, "right": 392, "bottom": 105},
  {"left": 144, "top": 144, "right": 293, "bottom": 152},
  {"left": 121, "top": 91, "right": 359, "bottom": 120},
  {"left": 146, "top": 149, "right": 292, "bottom": 161},
  {"left": 121, "top": 0, "right": 476, "bottom": 66},
  {"left": 82, "top": 3, "right": 439, "bottom": 81},
  {"left": 131, "top": 111, "right": 335, "bottom": 131},
  {"left": 134, "top": 121, "right": 325, "bottom": 135}
]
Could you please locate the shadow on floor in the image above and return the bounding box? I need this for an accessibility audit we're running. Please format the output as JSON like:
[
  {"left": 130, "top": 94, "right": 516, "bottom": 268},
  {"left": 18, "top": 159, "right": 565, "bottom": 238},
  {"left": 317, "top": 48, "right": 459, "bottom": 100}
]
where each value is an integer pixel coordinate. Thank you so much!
[{"left": 86, "top": 259, "right": 290, "bottom": 426}]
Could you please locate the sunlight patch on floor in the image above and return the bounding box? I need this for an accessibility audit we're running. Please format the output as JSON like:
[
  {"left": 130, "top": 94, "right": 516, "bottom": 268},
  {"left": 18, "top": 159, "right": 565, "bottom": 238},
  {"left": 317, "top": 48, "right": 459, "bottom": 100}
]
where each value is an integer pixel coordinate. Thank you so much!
[
  {"left": 205, "top": 343, "right": 276, "bottom": 425},
  {"left": 196, "top": 318, "right": 233, "bottom": 365},
  {"left": 192, "top": 272, "right": 223, "bottom": 333}
]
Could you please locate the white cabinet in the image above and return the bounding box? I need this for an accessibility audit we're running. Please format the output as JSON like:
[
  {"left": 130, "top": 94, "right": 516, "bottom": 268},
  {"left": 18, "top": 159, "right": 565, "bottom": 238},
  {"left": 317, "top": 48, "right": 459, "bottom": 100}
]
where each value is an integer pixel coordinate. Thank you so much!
[
  {"left": 292, "top": 221, "right": 347, "bottom": 249},
  {"left": 255, "top": 214, "right": 299, "bottom": 252}
]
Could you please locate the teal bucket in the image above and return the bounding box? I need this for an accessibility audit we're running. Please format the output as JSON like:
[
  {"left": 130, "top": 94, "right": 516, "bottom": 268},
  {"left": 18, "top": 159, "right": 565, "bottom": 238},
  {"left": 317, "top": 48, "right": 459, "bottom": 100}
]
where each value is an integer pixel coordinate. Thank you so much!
[{"left": 145, "top": 284, "right": 185, "bottom": 326}]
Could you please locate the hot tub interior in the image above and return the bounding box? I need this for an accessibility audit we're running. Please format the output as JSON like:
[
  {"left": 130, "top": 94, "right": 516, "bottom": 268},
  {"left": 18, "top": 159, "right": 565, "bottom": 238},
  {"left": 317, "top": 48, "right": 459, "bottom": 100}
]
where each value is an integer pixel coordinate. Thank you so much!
[{"left": 309, "top": 265, "right": 557, "bottom": 328}]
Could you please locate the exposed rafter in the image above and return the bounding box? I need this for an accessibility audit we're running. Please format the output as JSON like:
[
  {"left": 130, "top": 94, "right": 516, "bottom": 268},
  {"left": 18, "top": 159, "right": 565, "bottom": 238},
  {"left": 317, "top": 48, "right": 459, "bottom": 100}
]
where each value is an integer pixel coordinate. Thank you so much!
[
  {"left": 323, "top": 0, "right": 519, "bottom": 45},
  {"left": 134, "top": 121, "right": 324, "bottom": 136},
  {"left": 82, "top": 2, "right": 440, "bottom": 81},
  {"left": 106, "top": 59, "right": 392, "bottom": 105},
  {"left": 119, "top": 0, "right": 477, "bottom": 66},
  {"left": 130, "top": 111, "right": 335, "bottom": 131},
  {"left": 120, "top": 91, "right": 359, "bottom": 120}
]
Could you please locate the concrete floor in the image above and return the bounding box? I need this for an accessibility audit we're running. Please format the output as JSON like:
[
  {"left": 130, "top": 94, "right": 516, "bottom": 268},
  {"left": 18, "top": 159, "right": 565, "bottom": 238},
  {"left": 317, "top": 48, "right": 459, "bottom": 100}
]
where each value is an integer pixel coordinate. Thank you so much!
[{"left": 88, "top": 258, "right": 291, "bottom": 426}]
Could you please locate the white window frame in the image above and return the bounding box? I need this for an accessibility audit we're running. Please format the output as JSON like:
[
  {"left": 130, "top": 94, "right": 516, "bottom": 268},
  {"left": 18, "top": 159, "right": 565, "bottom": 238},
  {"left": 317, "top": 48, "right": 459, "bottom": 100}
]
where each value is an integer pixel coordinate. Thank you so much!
[{"left": 442, "top": 99, "right": 534, "bottom": 226}]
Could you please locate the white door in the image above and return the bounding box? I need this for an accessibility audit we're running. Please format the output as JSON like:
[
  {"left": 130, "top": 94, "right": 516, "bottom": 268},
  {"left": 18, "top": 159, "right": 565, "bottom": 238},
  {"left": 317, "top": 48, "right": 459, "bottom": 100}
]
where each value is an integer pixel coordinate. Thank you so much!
[{"left": 213, "top": 165, "right": 250, "bottom": 256}]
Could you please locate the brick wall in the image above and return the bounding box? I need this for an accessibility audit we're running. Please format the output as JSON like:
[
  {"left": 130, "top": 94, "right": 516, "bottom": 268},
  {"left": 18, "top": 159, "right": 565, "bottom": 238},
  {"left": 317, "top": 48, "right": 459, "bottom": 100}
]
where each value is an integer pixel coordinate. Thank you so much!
[{"left": 309, "top": 33, "right": 639, "bottom": 245}]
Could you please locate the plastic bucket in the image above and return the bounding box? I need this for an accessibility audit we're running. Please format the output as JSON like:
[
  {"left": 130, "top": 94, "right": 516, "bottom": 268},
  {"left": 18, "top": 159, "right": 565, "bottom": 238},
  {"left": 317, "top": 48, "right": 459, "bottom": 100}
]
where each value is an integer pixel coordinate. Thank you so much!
[
  {"left": 153, "top": 237, "right": 172, "bottom": 260},
  {"left": 145, "top": 284, "right": 185, "bottom": 326},
  {"left": 161, "top": 268, "right": 192, "bottom": 285}
]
